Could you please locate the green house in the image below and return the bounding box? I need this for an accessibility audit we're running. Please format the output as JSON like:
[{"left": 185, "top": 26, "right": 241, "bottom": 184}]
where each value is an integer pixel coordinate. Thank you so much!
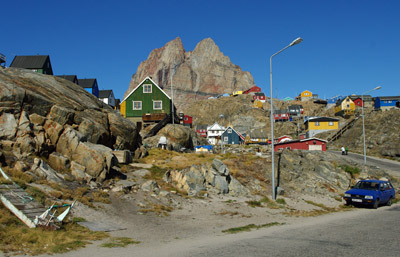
[{"left": 121, "top": 76, "right": 172, "bottom": 126}]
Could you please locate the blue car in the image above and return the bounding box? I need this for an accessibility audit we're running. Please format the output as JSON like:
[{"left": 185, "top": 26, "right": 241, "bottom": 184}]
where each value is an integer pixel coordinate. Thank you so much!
[{"left": 343, "top": 180, "right": 396, "bottom": 209}]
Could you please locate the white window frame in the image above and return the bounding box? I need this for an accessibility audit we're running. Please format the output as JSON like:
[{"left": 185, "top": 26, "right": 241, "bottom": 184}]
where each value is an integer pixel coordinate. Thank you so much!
[
  {"left": 133, "top": 101, "right": 142, "bottom": 110},
  {"left": 228, "top": 129, "right": 232, "bottom": 133},
  {"left": 328, "top": 121, "right": 334, "bottom": 126},
  {"left": 315, "top": 121, "right": 320, "bottom": 126},
  {"left": 224, "top": 136, "right": 228, "bottom": 142},
  {"left": 143, "top": 84, "right": 152, "bottom": 93},
  {"left": 153, "top": 100, "right": 162, "bottom": 110}
]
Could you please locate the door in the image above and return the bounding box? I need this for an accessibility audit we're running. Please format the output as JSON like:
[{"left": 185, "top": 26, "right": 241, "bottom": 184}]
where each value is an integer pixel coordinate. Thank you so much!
[{"left": 309, "top": 145, "right": 322, "bottom": 151}]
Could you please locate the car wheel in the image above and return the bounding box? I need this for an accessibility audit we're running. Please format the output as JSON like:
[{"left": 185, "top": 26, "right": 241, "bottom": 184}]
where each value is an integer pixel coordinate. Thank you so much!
[
  {"left": 387, "top": 198, "right": 392, "bottom": 206},
  {"left": 373, "top": 199, "right": 379, "bottom": 209}
]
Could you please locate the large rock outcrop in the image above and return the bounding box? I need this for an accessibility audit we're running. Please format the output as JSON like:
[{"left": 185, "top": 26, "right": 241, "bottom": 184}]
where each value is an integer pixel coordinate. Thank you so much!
[
  {"left": 124, "top": 37, "right": 255, "bottom": 111},
  {"left": 0, "top": 68, "right": 140, "bottom": 182}
]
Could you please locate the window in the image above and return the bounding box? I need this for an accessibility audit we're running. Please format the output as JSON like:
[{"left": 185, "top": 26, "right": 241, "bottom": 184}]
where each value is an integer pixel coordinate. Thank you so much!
[
  {"left": 329, "top": 121, "right": 334, "bottom": 126},
  {"left": 224, "top": 136, "right": 228, "bottom": 142},
  {"left": 143, "top": 84, "right": 152, "bottom": 93},
  {"left": 388, "top": 100, "right": 392, "bottom": 103},
  {"left": 133, "top": 101, "right": 142, "bottom": 110},
  {"left": 228, "top": 129, "right": 232, "bottom": 133},
  {"left": 153, "top": 101, "right": 162, "bottom": 110},
  {"left": 315, "top": 121, "right": 320, "bottom": 126}
]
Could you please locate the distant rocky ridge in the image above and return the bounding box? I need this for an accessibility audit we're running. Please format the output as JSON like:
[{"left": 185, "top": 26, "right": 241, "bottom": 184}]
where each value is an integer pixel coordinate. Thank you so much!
[{"left": 124, "top": 37, "right": 255, "bottom": 111}]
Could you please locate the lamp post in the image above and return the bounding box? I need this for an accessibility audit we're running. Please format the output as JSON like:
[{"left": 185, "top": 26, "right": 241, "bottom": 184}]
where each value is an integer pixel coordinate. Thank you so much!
[
  {"left": 270, "top": 37, "right": 303, "bottom": 200},
  {"left": 362, "top": 86, "right": 381, "bottom": 164}
]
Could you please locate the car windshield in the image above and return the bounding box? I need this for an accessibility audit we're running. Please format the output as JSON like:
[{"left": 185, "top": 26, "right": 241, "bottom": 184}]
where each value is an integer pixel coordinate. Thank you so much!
[{"left": 354, "top": 181, "right": 379, "bottom": 190}]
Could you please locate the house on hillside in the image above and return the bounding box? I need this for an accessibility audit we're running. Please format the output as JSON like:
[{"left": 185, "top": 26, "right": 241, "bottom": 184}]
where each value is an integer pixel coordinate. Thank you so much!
[
  {"left": 335, "top": 96, "right": 355, "bottom": 118},
  {"left": 243, "top": 86, "right": 261, "bottom": 95},
  {"left": 120, "top": 76, "right": 173, "bottom": 129},
  {"left": 349, "top": 95, "right": 373, "bottom": 108},
  {"left": 274, "top": 138, "right": 327, "bottom": 152},
  {"left": 374, "top": 96, "right": 400, "bottom": 111},
  {"left": 283, "top": 97, "right": 294, "bottom": 101},
  {"left": 0, "top": 53, "right": 6, "bottom": 67},
  {"left": 79, "top": 78, "right": 99, "bottom": 97},
  {"left": 326, "top": 95, "right": 343, "bottom": 109},
  {"left": 304, "top": 117, "right": 339, "bottom": 138},
  {"left": 196, "top": 125, "right": 208, "bottom": 138},
  {"left": 179, "top": 113, "right": 192, "bottom": 128},
  {"left": 99, "top": 90, "right": 116, "bottom": 108},
  {"left": 56, "top": 75, "right": 79, "bottom": 85},
  {"left": 288, "top": 105, "right": 304, "bottom": 117},
  {"left": 10, "top": 55, "right": 53, "bottom": 75},
  {"left": 221, "top": 126, "right": 245, "bottom": 145},
  {"left": 207, "top": 123, "right": 225, "bottom": 145},
  {"left": 273, "top": 110, "right": 290, "bottom": 122},
  {"left": 296, "top": 90, "right": 313, "bottom": 101},
  {"left": 244, "top": 128, "right": 269, "bottom": 145},
  {"left": 231, "top": 91, "right": 243, "bottom": 96},
  {"left": 252, "top": 92, "right": 266, "bottom": 102},
  {"left": 252, "top": 99, "right": 263, "bottom": 109}
]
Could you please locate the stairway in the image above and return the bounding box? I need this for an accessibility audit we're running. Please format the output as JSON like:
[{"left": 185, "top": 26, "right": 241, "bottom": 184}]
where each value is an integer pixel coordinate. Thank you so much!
[{"left": 327, "top": 116, "right": 360, "bottom": 142}]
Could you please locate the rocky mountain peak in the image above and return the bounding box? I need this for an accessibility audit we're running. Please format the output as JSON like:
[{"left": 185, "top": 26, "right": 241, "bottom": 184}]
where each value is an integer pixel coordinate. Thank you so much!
[{"left": 124, "top": 37, "right": 255, "bottom": 111}]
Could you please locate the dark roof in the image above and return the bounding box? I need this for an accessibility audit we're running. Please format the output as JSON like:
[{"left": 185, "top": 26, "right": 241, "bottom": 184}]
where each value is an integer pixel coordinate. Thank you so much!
[
  {"left": 306, "top": 117, "right": 339, "bottom": 123},
  {"left": 10, "top": 55, "right": 50, "bottom": 69},
  {"left": 55, "top": 75, "right": 78, "bottom": 83},
  {"left": 79, "top": 78, "right": 97, "bottom": 89},
  {"left": 349, "top": 95, "right": 372, "bottom": 101},
  {"left": 254, "top": 92, "right": 265, "bottom": 96},
  {"left": 99, "top": 90, "right": 112, "bottom": 98},
  {"left": 275, "top": 137, "right": 327, "bottom": 146},
  {"left": 375, "top": 96, "right": 400, "bottom": 101},
  {"left": 196, "top": 125, "right": 208, "bottom": 130},
  {"left": 274, "top": 109, "right": 288, "bottom": 114},
  {"left": 288, "top": 105, "right": 303, "bottom": 109}
]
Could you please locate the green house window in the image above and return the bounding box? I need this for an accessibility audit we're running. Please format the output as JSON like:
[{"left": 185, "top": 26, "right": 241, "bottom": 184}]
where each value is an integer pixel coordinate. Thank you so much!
[
  {"left": 143, "top": 84, "right": 152, "bottom": 93},
  {"left": 153, "top": 101, "right": 162, "bottom": 110},
  {"left": 133, "top": 101, "right": 142, "bottom": 110}
]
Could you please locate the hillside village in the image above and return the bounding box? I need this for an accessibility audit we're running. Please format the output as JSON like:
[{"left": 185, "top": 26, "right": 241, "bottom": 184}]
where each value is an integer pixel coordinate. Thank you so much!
[
  {"left": 0, "top": 44, "right": 400, "bottom": 255},
  {"left": 4, "top": 53, "right": 400, "bottom": 155}
]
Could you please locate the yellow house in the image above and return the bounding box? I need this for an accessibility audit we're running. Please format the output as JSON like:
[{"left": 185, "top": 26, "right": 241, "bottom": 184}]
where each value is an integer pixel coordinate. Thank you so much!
[
  {"left": 252, "top": 99, "right": 263, "bottom": 109},
  {"left": 335, "top": 96, "right": 355, "bottom": 118},
  {"left": 232, "top": 90, "right": 243, "bottom": 96},
  {"left": 304, "top": 117, "right": 339, "bottom": 138},
  {"left": 299, "top": 90, "right": 312, "bottom": 101}
]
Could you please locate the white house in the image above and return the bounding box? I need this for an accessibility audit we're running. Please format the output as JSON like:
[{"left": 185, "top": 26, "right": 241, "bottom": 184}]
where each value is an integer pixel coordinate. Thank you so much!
[
  {"left": 207, "top": 123, "right": 225, "bottom": 145},
  {"left": 99, "top": 90, "right": 116, "bottom": 108}
]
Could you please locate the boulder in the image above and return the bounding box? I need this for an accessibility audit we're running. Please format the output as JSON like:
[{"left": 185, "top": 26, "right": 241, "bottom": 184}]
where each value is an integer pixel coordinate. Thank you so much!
[
  {"left": 141, "top": 180, "right": 160, "bottom": 194},
  {"left": 71, "top": 142, "right": 117, "bottom": 182},
  {"left": 47, "top": 105, "right": 75, "bottom": 126},
  {"left": 48, "top": 152, "right": 70, "bottom": 171},
  {"left": 0, "top": 113, "right": 18, "bottom": 139},
  {"left": 56, "top": 127, "right": 85, "bottom": 159},
  {"left": 31, "top": 158, "right": 64, "bottom": 184},
  {"left": 43, "top": 119, "right": 64, "bottom": 145},
  {"left": 70, "top": 161, "right": 87, "bottom": 183}
]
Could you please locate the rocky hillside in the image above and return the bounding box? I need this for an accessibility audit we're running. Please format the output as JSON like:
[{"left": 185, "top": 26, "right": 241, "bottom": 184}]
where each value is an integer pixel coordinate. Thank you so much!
[
  {"left": 124, "top": 37, "right": 255, "bottom": 111},
  {"left": 183, "top": 94, "right": 338, "bottom": 137},
  {"left": 0, "top": 67, "right": 142, "bottom": 183},
  {"left": 330, "top": 109, "right": 400, "bottom": 160}
]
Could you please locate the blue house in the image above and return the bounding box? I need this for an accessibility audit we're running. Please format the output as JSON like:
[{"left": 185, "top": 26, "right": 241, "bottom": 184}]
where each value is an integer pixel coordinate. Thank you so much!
[
  {"left": 221, "top": 126, "right": 245, "bottom": 145},
  {"left": 374, "top": 96, "right": 400, "bottom": 110},
  {"left": 79, "top": 78, "right": 99, "bottom": 97}
]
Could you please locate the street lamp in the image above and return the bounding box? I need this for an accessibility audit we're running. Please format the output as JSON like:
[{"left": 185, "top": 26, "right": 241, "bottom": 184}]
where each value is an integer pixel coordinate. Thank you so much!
[
  {"left": 270, "top": 37, "right": 303, "bottom": 200},
  {"left": 362, "top": 86, "right": 381, "bottom": 164}
]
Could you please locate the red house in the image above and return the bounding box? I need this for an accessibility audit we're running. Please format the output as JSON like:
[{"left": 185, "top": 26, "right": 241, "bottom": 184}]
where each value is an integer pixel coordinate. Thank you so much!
[
  {"left": 196, "top": 125, "right": 207, "bottom": 138},
  {"left": 183, "top": 115, "right": 192, "bottom": 128},
  {"left": 273, "top": 110, "right": 289, "bottom": 122},
  {"left": 274, "top": 138, "right": 327, "bottom": 152},
  {"left": 252, "top": 92, "right": 266, "bottom": 102},
  {"left": 352, "top": 98, "right": 363, "bottom": 107},
  {"left": 244, "top": 86, "right": 261, "bottom": 94}
]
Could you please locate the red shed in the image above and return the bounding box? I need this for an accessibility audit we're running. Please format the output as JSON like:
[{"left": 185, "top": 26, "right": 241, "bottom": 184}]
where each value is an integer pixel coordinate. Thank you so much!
[
  {"left": 252, "top": 92, "right": 266, "bottom": 102},
  {"left": 196, "top": 125, "right": 207, "bottom": 138},
  {"left": 274, "top": 138, "right": 327, "bottom": 151},
  {"left": 183, "top": 115, "right": 192, "bottom": 128},
  {"left": 244, "top": 86, "right": 261, "bottom": 94}
]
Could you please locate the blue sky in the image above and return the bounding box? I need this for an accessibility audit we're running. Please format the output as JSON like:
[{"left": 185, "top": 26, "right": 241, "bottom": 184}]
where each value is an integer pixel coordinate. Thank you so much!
[{"left": 3, "top": 0, "right": 400, "bottom": 100}]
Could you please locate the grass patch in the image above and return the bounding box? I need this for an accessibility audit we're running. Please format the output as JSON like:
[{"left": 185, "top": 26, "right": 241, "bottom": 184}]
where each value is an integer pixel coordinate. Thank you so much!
[
  {"left": 140, "top": 203, "right": 173, "bottom": 216},
  {"left": 304, "top": 200, "right": 333, "bottom": 211},
  {"left": 100, "top": 237, "right": 140, "bottom": 248},
  {"left": 276, "top": 198, "right": 286, "bottom": 205},
  {"left": 222, "top": 222, "right": 284, "bottom": 234},
  {"left": 246, "top": 197, "right": 282, "bottom": 209},
  {"left": 340, "top": 165, "right": 360, "bottom": 177},
  {"left": 0, "top": 204, "right": 108, "bottom": 255}
]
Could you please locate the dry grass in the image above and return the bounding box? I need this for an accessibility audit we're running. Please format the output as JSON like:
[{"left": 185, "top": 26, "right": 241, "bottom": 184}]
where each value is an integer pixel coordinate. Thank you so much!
[
  {"left": 140, "top": 203, "right": 173, "bottom": 216},
  {"left": 100, "top": 237, "right": 140, "bottom": 248},
  {"left": 0, "top": 204, "right": 108, "bottom": 255},
  {"left": 222, "top": 222, "right": 285, "bottom": 234}
]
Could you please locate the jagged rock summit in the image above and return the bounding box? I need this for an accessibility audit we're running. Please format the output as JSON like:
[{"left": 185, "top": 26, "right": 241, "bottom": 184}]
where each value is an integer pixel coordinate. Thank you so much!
[{"left": 125, "top": 37, "right": 255, "bottom": 111}]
